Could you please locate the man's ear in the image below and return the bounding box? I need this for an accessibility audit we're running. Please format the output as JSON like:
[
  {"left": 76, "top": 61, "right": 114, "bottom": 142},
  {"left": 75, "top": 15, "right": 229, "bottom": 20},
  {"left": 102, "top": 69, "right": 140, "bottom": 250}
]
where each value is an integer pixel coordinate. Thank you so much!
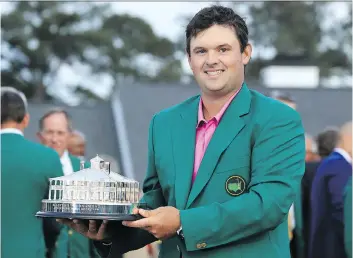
[
  {"left": 187, "top": 51, "right": 193, "bottom": 72},
  {"left": 22, "top": 113, "right": 30, "bottom": 129},
  {"left": 242, "top": 44, "right": 252, "bottom": 65}
]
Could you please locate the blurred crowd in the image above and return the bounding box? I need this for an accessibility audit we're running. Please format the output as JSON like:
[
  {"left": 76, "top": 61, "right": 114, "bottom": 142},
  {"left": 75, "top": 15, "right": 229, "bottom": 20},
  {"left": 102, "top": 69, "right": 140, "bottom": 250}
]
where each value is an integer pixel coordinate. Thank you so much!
[
  {"left": 270, "top": 91, "right": 352, "bottom": 258},
  {"left": 1, "top": 85, "right": 352, "bottom": 258}
]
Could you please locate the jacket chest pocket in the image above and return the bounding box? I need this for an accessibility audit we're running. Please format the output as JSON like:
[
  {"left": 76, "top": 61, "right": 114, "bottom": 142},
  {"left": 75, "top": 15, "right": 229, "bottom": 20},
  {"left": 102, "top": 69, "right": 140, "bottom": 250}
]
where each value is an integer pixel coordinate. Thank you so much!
[{"left": 214, "top": 155, "right": 250, "bottom": 174}]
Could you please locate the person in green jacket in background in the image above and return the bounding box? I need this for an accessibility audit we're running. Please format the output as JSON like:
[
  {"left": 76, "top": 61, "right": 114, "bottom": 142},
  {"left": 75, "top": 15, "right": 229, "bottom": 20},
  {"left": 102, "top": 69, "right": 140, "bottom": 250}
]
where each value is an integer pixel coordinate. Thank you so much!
[
  {"left": 1, "top": 87, "right": 63, "bottom": 258},
  {"left": 344, "top": 177, "right": 352, "bottom": 258},
  {"left": 271, "top": 91, "right": 305, "bottom": 258},
  {"left": 37, "top": 108, "right": 98, "bottom": 258}
]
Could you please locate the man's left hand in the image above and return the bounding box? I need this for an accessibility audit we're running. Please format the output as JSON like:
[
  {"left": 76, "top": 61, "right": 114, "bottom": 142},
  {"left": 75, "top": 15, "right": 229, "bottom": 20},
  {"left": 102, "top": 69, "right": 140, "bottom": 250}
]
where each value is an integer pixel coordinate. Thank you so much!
[{"left": 122, "top": 206, "right": 181, "bottom": 240}]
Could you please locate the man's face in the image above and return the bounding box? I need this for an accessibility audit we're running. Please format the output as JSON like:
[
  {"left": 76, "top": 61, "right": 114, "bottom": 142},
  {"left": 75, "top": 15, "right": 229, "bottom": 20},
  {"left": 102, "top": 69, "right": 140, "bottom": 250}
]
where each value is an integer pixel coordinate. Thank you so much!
[
  {"left": 38, "top": 113, "right": 70, "bottom": 157},
  {"left": 343, "top": 133, "right": 352, "bottom": 157},
  {"left": 305, "top": 137, "right": 319, "bottom": 162},
  {"left": 68, "top": 134, "right": 85, "bottom": 157},
  {"left": 188, "top": 24, "right": 251, "bottom": 97}
]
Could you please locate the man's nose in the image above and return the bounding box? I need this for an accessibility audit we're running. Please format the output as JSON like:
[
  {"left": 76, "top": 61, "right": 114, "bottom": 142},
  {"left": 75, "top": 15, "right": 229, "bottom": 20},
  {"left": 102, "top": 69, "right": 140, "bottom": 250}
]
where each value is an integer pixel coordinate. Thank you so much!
[
  {"left": 206, "top": 51, "right": 219, "bottom": 66},
  {"left": 51, "top": 135, "right": 59, "bottom": 144}
]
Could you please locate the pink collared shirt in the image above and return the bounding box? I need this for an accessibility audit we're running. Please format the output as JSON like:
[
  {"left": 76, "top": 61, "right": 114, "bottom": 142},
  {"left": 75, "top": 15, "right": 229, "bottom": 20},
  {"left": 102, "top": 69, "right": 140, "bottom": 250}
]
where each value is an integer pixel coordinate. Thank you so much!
[{"left": 192, "top": 89, "right": 241, "bottom": 183}]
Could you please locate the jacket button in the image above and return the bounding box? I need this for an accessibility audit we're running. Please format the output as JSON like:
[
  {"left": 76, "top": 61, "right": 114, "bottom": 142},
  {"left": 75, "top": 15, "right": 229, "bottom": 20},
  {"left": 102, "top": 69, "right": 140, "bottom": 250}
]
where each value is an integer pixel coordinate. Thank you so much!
[
  {"left": 68, "top": 230, "right": 73, "bottom": 235},
  {"left": 197, "top": 242, "right": 207, "bottom": 249}
]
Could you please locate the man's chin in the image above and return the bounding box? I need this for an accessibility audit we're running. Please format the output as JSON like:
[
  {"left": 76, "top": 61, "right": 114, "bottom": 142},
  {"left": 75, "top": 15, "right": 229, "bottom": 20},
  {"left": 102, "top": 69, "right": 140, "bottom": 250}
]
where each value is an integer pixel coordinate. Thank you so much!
[{"left": 204, "top": 85, "right": 226, "bottom": 94}]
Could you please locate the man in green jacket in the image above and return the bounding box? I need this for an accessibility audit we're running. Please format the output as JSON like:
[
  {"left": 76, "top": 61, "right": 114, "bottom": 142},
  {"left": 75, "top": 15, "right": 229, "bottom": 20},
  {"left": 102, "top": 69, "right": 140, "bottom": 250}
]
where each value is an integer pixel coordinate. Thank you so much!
[
  {"left": 59, "top": 5, "right": 305, "bottom": 258},
  {"left": 37, "top": 108, "right": 97, "bottom": 258},
  {"left": 270, "top": 91, "right": 305, "bottom": 258},
  {"left": 1, "top": 87, "right": 63, "bottom": 258}
]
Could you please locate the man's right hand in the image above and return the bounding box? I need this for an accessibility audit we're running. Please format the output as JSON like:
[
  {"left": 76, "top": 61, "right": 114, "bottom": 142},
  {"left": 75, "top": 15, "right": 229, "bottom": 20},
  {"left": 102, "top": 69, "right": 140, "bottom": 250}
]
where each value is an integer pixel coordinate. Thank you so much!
[{"left": 56, "top": 219, "right": 110, "bottom": 241}]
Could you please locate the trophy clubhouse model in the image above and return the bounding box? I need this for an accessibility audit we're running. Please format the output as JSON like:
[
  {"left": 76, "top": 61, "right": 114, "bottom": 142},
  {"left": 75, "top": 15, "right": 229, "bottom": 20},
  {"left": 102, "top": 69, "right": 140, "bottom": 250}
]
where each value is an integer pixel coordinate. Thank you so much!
[{"left": 36, "top": 155, "right": 147, "bottom": 221}]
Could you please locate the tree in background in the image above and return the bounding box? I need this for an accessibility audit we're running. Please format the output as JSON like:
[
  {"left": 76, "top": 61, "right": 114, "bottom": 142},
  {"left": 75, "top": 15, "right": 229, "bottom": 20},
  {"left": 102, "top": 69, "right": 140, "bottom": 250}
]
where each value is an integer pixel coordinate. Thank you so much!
[
  {"left": 1, "top": 2, "right": 182, "bottom": 104},
  {"left": 245, "top": 1, "right": 352, "bottom": 79}
]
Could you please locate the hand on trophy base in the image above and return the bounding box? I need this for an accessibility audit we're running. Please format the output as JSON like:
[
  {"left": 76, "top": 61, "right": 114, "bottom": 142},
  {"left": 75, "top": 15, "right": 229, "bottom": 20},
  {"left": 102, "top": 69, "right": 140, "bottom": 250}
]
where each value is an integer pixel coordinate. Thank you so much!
[
  {"left": 56, "top": 218, "right": 112, "bottom": 241},
  {"left": 122, "top": 206, "right": 181, "bottom": 240}
]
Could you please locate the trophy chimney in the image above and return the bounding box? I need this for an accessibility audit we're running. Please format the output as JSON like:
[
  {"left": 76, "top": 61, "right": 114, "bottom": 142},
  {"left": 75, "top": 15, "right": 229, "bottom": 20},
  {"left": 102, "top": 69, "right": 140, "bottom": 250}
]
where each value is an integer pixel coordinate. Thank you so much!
[
  {"left": 90, "top": 155, "right": 105, "bottom": 170},
  {"left": 103, "top": 162, "right": 110, "bottom": 174}
]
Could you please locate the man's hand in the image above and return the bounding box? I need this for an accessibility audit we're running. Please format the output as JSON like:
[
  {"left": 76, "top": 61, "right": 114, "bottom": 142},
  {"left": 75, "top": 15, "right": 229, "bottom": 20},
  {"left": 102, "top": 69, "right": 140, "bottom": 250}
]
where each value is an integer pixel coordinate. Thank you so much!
[
  {"left": 122, "top": 206, "right": 181, "bottom": 240},
  {"left": 56, "top": 219, "right": 110, "bottom": 241}
]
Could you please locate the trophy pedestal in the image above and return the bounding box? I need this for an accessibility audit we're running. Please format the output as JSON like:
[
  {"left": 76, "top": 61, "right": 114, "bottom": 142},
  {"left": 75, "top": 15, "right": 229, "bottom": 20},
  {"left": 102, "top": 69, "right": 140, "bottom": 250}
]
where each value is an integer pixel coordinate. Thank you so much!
[
  {"left": 35, "top": 211, "right": 143, "bottom": 221},
  {"left": 36, "top": 200, "right": 147, "bottom": 221}
]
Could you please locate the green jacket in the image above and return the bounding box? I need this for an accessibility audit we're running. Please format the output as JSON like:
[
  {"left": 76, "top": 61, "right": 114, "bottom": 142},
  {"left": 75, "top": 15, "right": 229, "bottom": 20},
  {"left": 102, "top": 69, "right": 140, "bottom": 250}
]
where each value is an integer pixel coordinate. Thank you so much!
[
  {"left": 95, "top": 84, "right": 306, "bottom": 258},
  {"left": 53, "top": 154, "right": 98, "bottom": 258},
  {"left": 1, "top": 132, "right": 63, "bottom": 258},
  {"left": 344, "top": 177, "right": 352, "bottom": 258}
]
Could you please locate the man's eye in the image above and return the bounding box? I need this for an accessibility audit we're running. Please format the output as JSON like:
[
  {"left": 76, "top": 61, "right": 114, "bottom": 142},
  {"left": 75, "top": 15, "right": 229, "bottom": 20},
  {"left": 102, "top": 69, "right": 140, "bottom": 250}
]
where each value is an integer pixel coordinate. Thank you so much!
[
  {"left": 196, "top": 49, "right": 206, "bottom": 54},
  {"left": 220, "top": 48, "right": 228, "bottom": 53}
]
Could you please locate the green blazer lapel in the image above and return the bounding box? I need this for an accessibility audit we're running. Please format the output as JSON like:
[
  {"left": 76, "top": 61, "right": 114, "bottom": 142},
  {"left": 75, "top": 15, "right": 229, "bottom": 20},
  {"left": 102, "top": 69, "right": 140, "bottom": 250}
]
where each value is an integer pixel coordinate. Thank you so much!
[
  {"left": 69, "top": 154, "right": 80, "bottom": 172},
  {"left": 186, "top": 84, "right": 251, "bottom": 208},
  {"left": 173, "top": 96, "right": 199, "bottom": 210}
]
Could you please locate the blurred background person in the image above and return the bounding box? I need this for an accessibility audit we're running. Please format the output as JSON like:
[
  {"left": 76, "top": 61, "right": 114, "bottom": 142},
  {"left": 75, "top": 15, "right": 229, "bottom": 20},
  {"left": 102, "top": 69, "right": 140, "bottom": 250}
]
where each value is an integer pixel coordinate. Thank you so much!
[
  {"left": 309, "top": 121, "right": 352, "bottom": 258},
  {"left": 302, "top": 133, "right": 321, "bottom": 257},
  {"left": 317, "top": 127, "right": 340, "bottom": 159},
  {"left": 302, "top": 128, "right": 339, "bottom": 256},
  {"left": 37, "top": 108, "right": 97, "bottom": 258},
  {"left": 1, "top": 87, "right": 63, "bottom": 258},
  {"left": 269, "top": 90, "right": 297, "bottom": 110},
  {"left": 270, "top": 89, "right": 304, "bottom": 258},
  {"left": 305, "top": 133, "right": 320, "bottom": 162},
  {"left": 68, "top": 130, "right": 86, "bottom": 160}
]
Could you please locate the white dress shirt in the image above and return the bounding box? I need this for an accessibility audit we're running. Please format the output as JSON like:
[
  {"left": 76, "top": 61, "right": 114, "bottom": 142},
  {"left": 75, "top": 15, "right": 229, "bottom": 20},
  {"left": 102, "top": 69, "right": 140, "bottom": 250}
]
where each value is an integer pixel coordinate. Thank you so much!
[
  {"left": 0, "top": 128, "right": 24, "bottom": 136},
  {"left": 334, "top": 147, "right": 352, "bottom": 164},
  {"left": 60, "top": 150, "right": 74, "bottom": 176}
]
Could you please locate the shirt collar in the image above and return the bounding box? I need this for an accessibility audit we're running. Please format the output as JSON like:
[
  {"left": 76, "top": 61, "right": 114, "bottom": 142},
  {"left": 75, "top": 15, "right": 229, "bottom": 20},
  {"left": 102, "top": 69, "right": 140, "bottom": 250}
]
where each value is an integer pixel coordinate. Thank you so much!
[
  {"left": 197, "top": 86, "right": 242, "bottom": 127},
  {"left": 60, "top": 150, "right": 70, "bottom": 163},
  {"left": 334, "top": 148, "right": 352, "bottom": 164},
  {"left": 0, "top": 128, "right": 24, "bottom": 136}
]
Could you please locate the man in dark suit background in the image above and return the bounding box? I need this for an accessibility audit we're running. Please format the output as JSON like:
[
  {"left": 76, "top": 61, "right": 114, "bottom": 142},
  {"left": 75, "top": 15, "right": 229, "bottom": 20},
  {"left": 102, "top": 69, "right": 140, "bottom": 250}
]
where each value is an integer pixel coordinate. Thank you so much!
[
  {"left": 302, "top": 128, "right": 339, "bottom": 257},
  {"left": 344, "top": 177, "right": 352, "bottom": 258},
  {"left": 317, "top": 128, "right": 340, "bottom": 159},
  {"left": 309, "top": 121, "right": 352, "bottom": 258}
]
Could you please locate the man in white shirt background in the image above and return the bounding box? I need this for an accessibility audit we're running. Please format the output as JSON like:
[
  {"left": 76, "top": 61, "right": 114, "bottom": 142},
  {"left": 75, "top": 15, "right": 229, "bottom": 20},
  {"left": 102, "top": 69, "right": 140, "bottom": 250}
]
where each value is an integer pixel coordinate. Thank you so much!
[{"left": 37, "top": 108, "right": 97, "bottom": 258}]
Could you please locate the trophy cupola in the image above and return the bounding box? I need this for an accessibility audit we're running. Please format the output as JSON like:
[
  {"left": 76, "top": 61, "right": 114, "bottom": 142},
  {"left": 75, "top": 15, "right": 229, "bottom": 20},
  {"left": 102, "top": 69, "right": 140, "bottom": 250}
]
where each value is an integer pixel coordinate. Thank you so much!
[{"left": 90, "top": 155, "right": 105, "bottom": 170}]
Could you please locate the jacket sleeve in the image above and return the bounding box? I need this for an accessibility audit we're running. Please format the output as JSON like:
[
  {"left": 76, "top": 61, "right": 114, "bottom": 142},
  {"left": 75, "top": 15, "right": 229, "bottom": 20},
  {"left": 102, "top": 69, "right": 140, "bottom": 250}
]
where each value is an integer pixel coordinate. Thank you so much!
[
  {"left": 94, "top": 114, "right": 166, "bottom": 257},
  {"left": 179, "top": 107, "right": 305, "bottom": 251}
]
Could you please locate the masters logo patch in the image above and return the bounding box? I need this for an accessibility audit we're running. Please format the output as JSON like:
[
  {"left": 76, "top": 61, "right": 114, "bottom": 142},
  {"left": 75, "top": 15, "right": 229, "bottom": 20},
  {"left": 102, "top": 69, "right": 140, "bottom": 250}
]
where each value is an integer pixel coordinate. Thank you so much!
[{"left": 226, "top": 175, "right": 246, "bottom": 196}]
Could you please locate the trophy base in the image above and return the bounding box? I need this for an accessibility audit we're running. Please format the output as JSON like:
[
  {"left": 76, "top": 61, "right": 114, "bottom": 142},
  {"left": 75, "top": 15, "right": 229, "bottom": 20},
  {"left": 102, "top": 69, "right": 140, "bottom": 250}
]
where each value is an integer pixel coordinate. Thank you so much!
[
  {"left": 36, "top": 201, "right": 148, "bottom": 221},
  {"left": 36, "top": 211, "right": 142, "bottom": 221}
]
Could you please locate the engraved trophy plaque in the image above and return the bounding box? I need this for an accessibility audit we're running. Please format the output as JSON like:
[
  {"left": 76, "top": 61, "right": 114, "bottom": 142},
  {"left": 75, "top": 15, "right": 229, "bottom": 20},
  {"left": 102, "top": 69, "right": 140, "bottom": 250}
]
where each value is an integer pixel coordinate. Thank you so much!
[{"left": 36, "top": 155, "right": 147, "bottom": 221}]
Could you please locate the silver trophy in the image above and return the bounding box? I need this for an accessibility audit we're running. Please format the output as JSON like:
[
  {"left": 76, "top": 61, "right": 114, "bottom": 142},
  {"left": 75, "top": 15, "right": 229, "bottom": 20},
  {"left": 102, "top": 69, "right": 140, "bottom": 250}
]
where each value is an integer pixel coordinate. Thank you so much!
[{"left": 36, "top": 155, "right": 147, "bottom": 221}]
